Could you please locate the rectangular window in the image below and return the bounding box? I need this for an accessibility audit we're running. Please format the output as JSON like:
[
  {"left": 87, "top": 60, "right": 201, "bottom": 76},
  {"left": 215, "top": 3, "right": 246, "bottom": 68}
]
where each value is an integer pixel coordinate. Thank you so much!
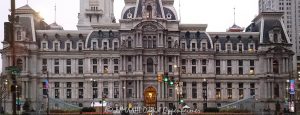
[
  {"left": 192, "top": 88, "right": 197, "bottom": 98},
  {"left": 238, "top": 60, "right": 243, "bottom": 66},
  {"left": 54, "top": 82, "right": 60, "bottom": 88},
  {"left": 192, "top": 43, "right": 196, "bottom": 51},
  {"left": 114, "top": 88, "right": 119, "bottom": 98},
  {"left": 93, "top": 88, "right": 98, "bottom": 98},
  {"left": 227, "top": 89, "right": 232, "bottom": 99},
  {"left": 128, "top": 65, "right": 132, "bottom": 72},
  {"left": 238, "top": 44, "right": 243, "bottom": 52},
  {"left": 227, "top": 82, "right": 232, "bottom": 88},
  {"left": 181, "top": 43, "right": 185, "bottom": 50},
  {"left": 182, "top": 66, "right": 186, "bottom": 74},
  {"left": 54, "top": 59, "right": 59, "bottom": 65},
  {"left": 42, "top": 59, "right": 47, "bottom": 65},
  {"left": 227, "top": 67, "right": 232, "bottom": 74},
  {"left": 227, "top": 60, "right": 231, "bottom": 66},
  {"left": 250, "top": 60, "right": 255, "bottom": 66},
  {"left": 216, "top": 60, "right": 220, "bottom": 66},
  {"left": 168, "top": 57, "right": 173, "bottom": 62},
  {"left": 54, "top": 43, "right": 59, "bottom": 51},
  {"left": 168, "top": 89, "right": 173, "bottom": 97},
  {"left": 92, "top": 42, "right": 96, "bottom": 50},
  {"left": 239, "top": 89, "right": 244, "bottom": 99},
  {"left": 192, "top": 66, "right": 196, "bottom": 74},
  {"left": 114, "top": 59, "right": 118, "bottom": 64},
  {"left": 55, "top": 89, "right": 59, "bottom": 98},
  {"left": 78, "top": 89, "right": 83, "bottom": 99},
  {"left": 127, "top": 89, "right": 132, "bottom": 98},
  {"left": 169, "top": 65, "right": 173, "bottom": 72},
  {"left": 78, "top": 59, "right": 83, "bottom": 65},
  {"left": 202, "top": 43, "right": 206, "bottom": 51},
  {"left": 114, "top": 42, "right": 118, "bottom": 50},
  {"left": 78, "top": 67, "right": 83, "bottom": 74},
  {"left": 239, "top": 67, "right": 243, "bottom": 75},
  {"left": 216, "top": 44, "right": 220, "bottom": 52},
  {"left": 67, "top": 59, "right": 71, "bottom": 65},
  {"left": 216, "top": 89, "right": 221, "bottom": 100},
  {"left": 216, "top": 67, "right": 220, "bottom": 75},
  {"left": 55, "top": 66, "right": 59, "bottom": 74},
  {"left": 181, "top": 59, "right": 186, "bottom": 65},
  {"left": 66, "top": 89, "right": 72, "bottom": 99},
  {"left": 114, "top": 66, "right": 119, "bottom": 73},
  {"left": 79, "top": 82, "right": 84, "bottom": 87},
  {"left": 42, "top": 43, "right": 46, "bottom": 49},
  {"left": 250, "top": 89, "right": 255, "bottom": 96},
  {"left": 202, "top": 66, "right": 206, "bottom": 74},
  {"left": 104, "top": 66, "right": 108, "bottom": 73},
  {"left": 103, "top": 42, "right": 108, "bottom": 50},
  {"left": 202, "top": 59, "right": 207, "bottom": 65},
  {"left": 216, "top": 82, "right": 221, "bottom": 88},
  {"left": 67, "top": 82, "right": 72, "bottom": 88},
  {"left": 250, "top": 67, "right": 255, "bottom": 74},
  {"left": 93, "top": 66, "right": 97, "bottom": 73},
  {"left": 67, "top": 66, "right": 71, "bottom": 74}
]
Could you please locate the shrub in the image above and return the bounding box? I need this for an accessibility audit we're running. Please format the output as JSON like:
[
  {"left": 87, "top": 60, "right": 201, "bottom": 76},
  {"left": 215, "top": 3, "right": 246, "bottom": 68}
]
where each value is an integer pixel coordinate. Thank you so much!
[
  {"left": 81, "top": 107, "right": 96, "bottom": 112},
  {"left": 204, "top": 107, "right": 219, "bottom": 112}
]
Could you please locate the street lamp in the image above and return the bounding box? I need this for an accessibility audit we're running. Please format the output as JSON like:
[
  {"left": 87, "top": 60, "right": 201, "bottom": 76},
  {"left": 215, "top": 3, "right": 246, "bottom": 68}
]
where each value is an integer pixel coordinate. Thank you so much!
[
  {"left": 42, "top": 70, "right": 49, "bottom": 115},
  {"left": 90, "top": 78, "right": 96, "bottom": 108},
  {"left": 174, "top": 65, "right": 182, "bottom": 109},
  {"left": 203, "top": 78, "right": 208, "bottom": 111}
]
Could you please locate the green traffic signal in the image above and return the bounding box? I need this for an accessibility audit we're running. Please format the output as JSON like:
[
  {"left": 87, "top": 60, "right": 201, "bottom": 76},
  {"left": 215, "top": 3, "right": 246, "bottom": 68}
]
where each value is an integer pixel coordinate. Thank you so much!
[
  {"left": 169, "top": 81, "right": 174, "bottom": 86},
  {"left": 179, "top": 99, "right": 184, "bottom": 103},
  {"left": 164, "top": 77, "right": 168, "bottom": 82}
]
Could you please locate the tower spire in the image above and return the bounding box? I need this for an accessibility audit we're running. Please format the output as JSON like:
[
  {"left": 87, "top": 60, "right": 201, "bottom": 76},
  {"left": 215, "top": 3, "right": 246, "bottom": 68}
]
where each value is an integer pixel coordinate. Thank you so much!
[
  {"left": 233, "top": 7, "right": 236, "bottom": 25},
  {"left": 54, "top": 1, "right": 56, "bottom": 23},
  {"left": 179, "top": 0, "right": 181, "bottom": 21}
]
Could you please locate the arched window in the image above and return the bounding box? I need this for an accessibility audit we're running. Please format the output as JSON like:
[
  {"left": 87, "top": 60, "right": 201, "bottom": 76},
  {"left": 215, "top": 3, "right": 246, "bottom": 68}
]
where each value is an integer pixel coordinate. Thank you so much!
[
  {"left": 17, "top": 31, "right": 21, "bottom": 40},
  {"left": 148, "top": 36, "right": 152, "bottom": 48},
  {"left": 273, "top": 60, "right": 279, "bottom": 74},
  {"left": 146, "top": 5, "right": 152, "bottom": 18},
  {"left": 274, "top": 33, "right": 278, "bottom": 43},
  {"left": 17, "top": 58, "right": 23, "bottom": 71},
  {"left": 147, "top": 58, "right": 154, "bottom": 73},
  {"left": 143, "top": 36, "right": 147, "bottom": 48}
]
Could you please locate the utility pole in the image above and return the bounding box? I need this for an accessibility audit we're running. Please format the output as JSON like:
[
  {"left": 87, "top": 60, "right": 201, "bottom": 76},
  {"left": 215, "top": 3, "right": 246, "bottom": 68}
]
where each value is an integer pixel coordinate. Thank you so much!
[{"left": 9, "top": 0, "right": 17, "bottom": 114}]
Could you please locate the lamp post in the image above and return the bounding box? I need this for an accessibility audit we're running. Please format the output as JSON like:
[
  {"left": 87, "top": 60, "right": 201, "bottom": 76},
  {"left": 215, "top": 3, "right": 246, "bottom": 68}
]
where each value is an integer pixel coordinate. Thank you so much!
[
  {"left": 203, "top": 78, "right": 208, "bottom": 111},
  {"left": 42, "top": 70, "right": 49, "bottom": 115},
  {"left": 90, "top": 78, "right": 96, "bottom": 108},
  {"left": 174, "top": 64, "right": 183, "bottom": 110}
]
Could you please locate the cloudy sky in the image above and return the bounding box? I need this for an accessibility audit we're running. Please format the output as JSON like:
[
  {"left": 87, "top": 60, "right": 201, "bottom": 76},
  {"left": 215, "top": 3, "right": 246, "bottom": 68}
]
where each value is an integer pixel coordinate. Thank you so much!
[{"left": 0, "top": 0, "right": 258, "bottom": 71}]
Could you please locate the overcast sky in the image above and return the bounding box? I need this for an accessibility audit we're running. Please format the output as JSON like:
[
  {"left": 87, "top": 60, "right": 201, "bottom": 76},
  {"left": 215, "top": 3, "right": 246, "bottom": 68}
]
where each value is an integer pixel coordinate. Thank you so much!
[{"left": 0, "top": 0, "right": 259, "bottom": 71}]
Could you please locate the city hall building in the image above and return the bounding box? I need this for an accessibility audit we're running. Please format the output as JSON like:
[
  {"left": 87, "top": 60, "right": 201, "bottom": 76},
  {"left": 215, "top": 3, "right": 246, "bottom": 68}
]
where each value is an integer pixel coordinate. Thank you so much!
[{"left": 1, "top": 0, "right": 296, "bottom": 113}]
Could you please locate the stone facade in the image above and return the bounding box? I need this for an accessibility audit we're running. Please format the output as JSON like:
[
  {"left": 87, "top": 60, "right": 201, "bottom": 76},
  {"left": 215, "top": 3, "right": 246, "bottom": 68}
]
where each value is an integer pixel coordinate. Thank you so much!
[{"left": 0, "top": 0, "right": 295, "bottom": 113}]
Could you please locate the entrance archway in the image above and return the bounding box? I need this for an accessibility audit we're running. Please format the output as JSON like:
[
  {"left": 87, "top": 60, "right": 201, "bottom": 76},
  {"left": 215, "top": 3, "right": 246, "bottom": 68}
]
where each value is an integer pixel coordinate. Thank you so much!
[{"left": 144, "top": 86, "right": 157, "bottom": 107}]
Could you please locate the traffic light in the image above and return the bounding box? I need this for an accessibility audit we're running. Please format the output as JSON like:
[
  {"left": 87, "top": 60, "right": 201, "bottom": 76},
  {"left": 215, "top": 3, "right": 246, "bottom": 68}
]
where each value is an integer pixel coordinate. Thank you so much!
[
  {"left": 163, "top": 73, "right": 169, "bottom": 82},
  {"left": 179, "top": 99, "right": 184, "bottom": 103},
  {"left": 169, "top": 77, "right": 174, "bottom": 86}
]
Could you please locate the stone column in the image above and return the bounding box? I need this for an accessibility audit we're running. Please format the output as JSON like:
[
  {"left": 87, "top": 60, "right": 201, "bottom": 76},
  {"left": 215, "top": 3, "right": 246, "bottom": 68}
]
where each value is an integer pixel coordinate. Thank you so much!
[{"left": 25, "top": 56, "right": 29, "bottom": 72}]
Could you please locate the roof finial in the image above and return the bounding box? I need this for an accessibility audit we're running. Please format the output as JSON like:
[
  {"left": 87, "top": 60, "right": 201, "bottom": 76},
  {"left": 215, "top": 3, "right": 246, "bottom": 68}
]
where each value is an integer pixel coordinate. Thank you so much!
[
  {"left": 54, "top": 1, "right": 57, "bottom": 23},
  {"left": 179, "top": 0, "right": 181, "bottom": 22},
  {"left": 233, "top": 7, "right": 236, "bottom": 25},
  {"left": 26, "top": 0, "right": 29, "bottom": 5}
]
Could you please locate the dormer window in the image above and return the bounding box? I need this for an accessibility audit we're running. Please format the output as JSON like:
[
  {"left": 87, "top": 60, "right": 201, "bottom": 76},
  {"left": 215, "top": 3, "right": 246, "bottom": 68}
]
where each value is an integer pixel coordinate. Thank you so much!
[
  {"left": 78, "top": 43, "right": 83, "bottom": 51},
  {"left": 146, "top": 5, "right": 152, "bottom": 19},
  {"left": 42, "top": 43, "right": 47, "bottom": 49},
  {"left": 181, "top": 42, "right": 186, "bottom": 50},
  {"left": 66, "top": 43, "right": 71, "bottom": 51},
  {"left": 92, "top": 42, "right": 97, "bottom": 50},
  {"left": 103, "top": 42, "right": 108, "bottom": 50},
  {"left": 114, "top": 41, "right": 118, "bottom": 50},
  {"left": 17, "top": 31, "right": 21, "bottom": 40},
  {"left": 191, "top": 43, "right": 196, "bottom": 51},
  {"left": 167, "top": 37, "right": 172, "bottom": 48},
  {"left": 41, "top": 41, "right": 48, "bottom": 50},
  {"left": 238, "top": 44, "right": 243, "bottom": 53},
  {"left": 128, "top": 37, "right": 132, "bottom": 48},
  {"left": 54, "top": 42, "right": 59, "bottom": 51},
  {"left": 226, "top": 43, "right": 232, "bottom": 52},
  {"left": 248, "top": 44, "right": 255, "bottom": 52},
  {"left": 201, "top": 43, "right": 207, "bottom": 51},
  {"left": 215, "top": 43, "right": 220, "bottom": 52}
]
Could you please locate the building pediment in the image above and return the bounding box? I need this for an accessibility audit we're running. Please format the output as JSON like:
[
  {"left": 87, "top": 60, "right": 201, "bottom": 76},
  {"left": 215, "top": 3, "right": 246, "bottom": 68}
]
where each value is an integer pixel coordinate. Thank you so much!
[{"left": 134, "top": 21, "right": 165, "bottom": 31}]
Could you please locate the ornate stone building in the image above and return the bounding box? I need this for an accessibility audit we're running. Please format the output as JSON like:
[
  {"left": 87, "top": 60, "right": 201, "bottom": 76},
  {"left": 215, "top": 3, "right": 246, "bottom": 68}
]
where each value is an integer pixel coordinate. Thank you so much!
[{"left": 1, "top": 0, "right": 295, "bottom": 113}]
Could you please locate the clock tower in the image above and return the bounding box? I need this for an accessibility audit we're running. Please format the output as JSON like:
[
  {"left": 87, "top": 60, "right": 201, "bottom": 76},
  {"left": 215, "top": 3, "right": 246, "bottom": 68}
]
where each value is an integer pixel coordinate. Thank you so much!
[{"left": 77, "top": 0, "right": 116, "bottom": 30}]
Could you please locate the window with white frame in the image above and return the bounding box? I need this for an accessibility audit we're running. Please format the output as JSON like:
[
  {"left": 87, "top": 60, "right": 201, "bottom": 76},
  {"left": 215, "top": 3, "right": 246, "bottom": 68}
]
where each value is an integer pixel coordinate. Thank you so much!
[
  {"left": 181, "top": 42, "right": 186, "bottom": 50},
  {"left": 215, "top": 43, "right": 220, "bottom": 52},
  {"left": 201, "top": 42, "right": 207, "bottom": 51},
  {"left": 17, "top": 31, "right": 21, "bottom": 40},
  {"left": 113, "top": 59, "right": 119, "bottom": 73},
  {"left": 192, "top": 43, "right": 196, "bottom": 51},
  {"left": 114, "top": 41, "right": 118, "bottom": 50},
  {"left": 248, "top": 43, "right": 255, "bottom": 52},
  {"left": 78, "top": 42, "right": 83, "bottom": 51},
  {"left": 216, "top": 60, "right": 221, "bottom": 75},
  {"left": 92, "top": 58, "right": 98, "bottom": 73},
  {"left": 42, "top": 59, "right": 47, "bottom": 72},
  {"left": 226, "top": 43, "right": 232, "bottom": 52},
  {"left": 103, "top": 41, "right": 108, "bottom": 50},
  {"left": 66, "top": 59, "right": 71, "bottom": 74},
  {"left": 227, "top": 60, "right": 232, "bottom": 75},
  {"left": 78, "top": 59, "right": 83, "bottom": 74},
  {"left": 92, "top": 41, "right": 97, "bottom": 50},
  {"left": 54, "top": 59, "right": 59, "bottom": 74},
  {"left": 66, "top": 42, "right": 71, "bottom": 51},
  {"left": 249, "top": 60, "right": 255, "bottom": 74},
  {"left": 54, "top": 42, "right": 59, "bottom": 51},
  {"left": 238, "top": 60, "right": 243, "bottom": 75},
  {"left": 192, "top": 59, "right": 197, "bottom": 74},
  {"left": 181, "top": 59, "right": 186, "bottom": 74},
  {"left": 238, "top": 43, "right": 243, "bottom": 52},
  {"left": 103, "top": 58, "right": 109, "bottom": 73},
  {"left": 114, "top": 81, "right": 119, "bottom": 98},
  {"left": 202, "top": 59, "right": 207, "bottom": 74}
]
